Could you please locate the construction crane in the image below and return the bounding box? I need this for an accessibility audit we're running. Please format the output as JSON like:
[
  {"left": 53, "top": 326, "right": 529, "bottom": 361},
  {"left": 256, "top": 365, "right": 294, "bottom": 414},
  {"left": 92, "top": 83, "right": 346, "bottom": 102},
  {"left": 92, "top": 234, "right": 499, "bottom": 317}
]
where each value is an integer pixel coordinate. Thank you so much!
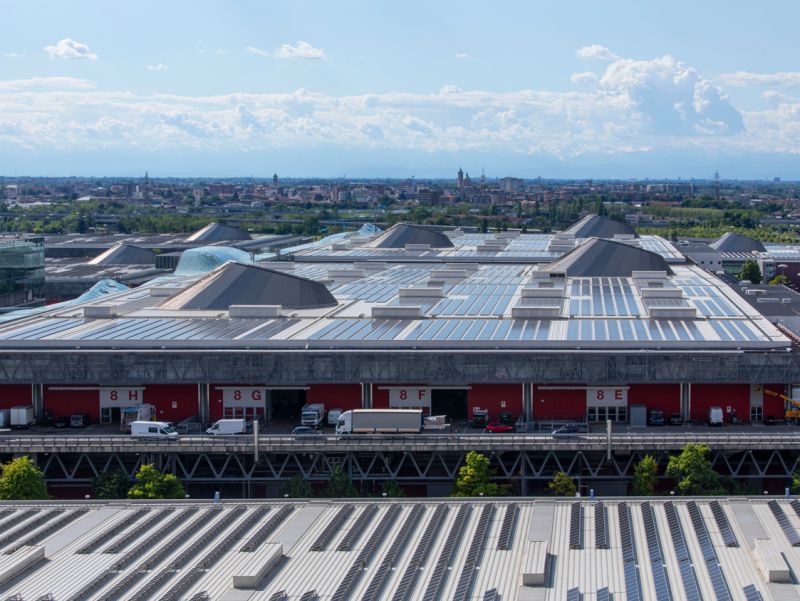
[{"left": 763, "top": 388, "right": 800, "bottom": 420}]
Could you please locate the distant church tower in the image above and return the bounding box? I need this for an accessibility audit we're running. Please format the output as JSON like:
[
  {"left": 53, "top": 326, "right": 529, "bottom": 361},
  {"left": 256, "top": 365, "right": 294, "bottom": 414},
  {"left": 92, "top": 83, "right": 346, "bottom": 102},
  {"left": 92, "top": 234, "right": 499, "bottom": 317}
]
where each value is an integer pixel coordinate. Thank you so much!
[
  {"left": 457, "top": 167, "right": 464, "bottom": 189},
  {"left": 144, "top": 171, "right": 150, "bottom": 202},
  {"left": 273, "top": 173, "right": 279, "bottom": 186}
]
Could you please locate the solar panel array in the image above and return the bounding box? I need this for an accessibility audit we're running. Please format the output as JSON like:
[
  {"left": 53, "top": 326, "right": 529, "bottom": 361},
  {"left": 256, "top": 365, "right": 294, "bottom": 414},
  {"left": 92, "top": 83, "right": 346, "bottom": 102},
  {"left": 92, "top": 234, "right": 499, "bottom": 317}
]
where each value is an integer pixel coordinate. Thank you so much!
[
  {"left": 102, "top": 508, "right": 175, "bottom": 554},
  {"left": 497, "top": 503, "right": 518, "bottom": 550},
  {"left": 331, "top": 504, "right": 401, "bottom": 601},
  {"left": 640, "top": 503, "right": 673, "bottom": 601},
  {"left": 421, "top": 504, "right": 473, "bottom": 601},
  {"left": 570, "top": 503, "right": 583, "bottom": 550},
  {"left": 391, "top": 505, "right": 449, "bottom": 601},
  {"left": 66, "top": 508, "right": 203, "bottom": 601},
  {"left": 77, "top": 509, "right": 150, "bottom": 554},
  {"left": 791, "top": 499, "right": 800, "bottom": 518},
  {"left": 311, "top": 504, "right": 354, "bottom": 551},
  {"left": 452, "top": 504, "right": 496, "bottom": 601},
  {"left": 596, "top": 587, "right": 611, "bottom": 601},
  {"left": 617, "top": 503, "right": 642, "bottom": 601},
  {"left": 360, "top": 505, "right": 425, "bottom": 601},
  {"left": 240, "top": 504, "right": 294, "bottom": 552},
  {"left": 0, "top": 510, "right": 58, "bottom": 550},
  {"left": 768, "top": 500, "right": 800, "bottom": 546},
  {"left": 5, "top": 509, "right": 90, "bottom": 554},
  {"left": 566, "top": 587, "right": 583, "bottom": 601},
  {"left": 337, "top": 504, "right": 378, "bottom": 551},
  {"left": 482, "top": 589, "right": 499, "bottom": 601},
  {"left": 595, "top": 503, "right": 609, "bottom": 549},
  {"left": 742, "top": 584, "right": 764, "bottom": 601},
  {"left": 299, "top": 591, "right": 318, "bottom": 601},
  {"left": 709, "top": 501, "right": 738, "bottom": 547},
  {"left": 663, "top": 502, "right": 702, "bottom": 601},
  {"left": 687, "top": 501, "right": 732, "bottom": 601},
  {"left": 267, "top": 591, "right": 287, "bottom": 601}
]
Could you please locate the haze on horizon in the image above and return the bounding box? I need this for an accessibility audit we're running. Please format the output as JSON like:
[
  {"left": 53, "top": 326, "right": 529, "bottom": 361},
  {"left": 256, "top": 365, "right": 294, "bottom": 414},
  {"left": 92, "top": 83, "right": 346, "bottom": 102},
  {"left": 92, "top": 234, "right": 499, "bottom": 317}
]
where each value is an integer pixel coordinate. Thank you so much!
[{"left": 1, "top": 0, "right": 799, "bottom": 179}]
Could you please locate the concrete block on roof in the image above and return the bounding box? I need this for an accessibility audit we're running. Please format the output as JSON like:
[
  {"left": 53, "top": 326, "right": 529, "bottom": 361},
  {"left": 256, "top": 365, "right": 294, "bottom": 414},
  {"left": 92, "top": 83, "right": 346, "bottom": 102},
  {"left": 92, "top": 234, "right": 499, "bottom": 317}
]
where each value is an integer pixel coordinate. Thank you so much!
[
  {"left": 521, "top": 540, "right": 548, "bottom": 586},
  {"left": 231, "top": 542, "right": 283, "bottom": 589},
  {"left": 754, "top": 538, "right": 791, "bottom": 583}
]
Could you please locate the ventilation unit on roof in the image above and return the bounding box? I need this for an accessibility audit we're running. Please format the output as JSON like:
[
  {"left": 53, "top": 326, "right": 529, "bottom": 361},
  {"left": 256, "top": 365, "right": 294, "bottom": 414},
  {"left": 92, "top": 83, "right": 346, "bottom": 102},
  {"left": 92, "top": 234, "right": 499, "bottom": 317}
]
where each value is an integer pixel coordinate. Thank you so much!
[
  {"left": 399, "top": 287, "right": 444, "bottom": 299},
  {"left": 371, "top": 305, "right": 423, "bottom": 318},
  {"left": 640, "top": 288, "right": 683, "bottom": 298},
  {"left": 83, "top": 305, "right": 117, "bottom": 318},
  {"left": 228, "top": 305, "right": 282, "bottom": 318},
  {"left": 331, "top": 243, "right": 351, "bottom": 251},
  {"left": 648, "top": 306, "right": 698, "bottom": 319},
  {"left": 327, "top": 269, "right": 366, "bottom": 283},
  {"left": 521, "top": 287, "right": 564, "bottom": 298}
]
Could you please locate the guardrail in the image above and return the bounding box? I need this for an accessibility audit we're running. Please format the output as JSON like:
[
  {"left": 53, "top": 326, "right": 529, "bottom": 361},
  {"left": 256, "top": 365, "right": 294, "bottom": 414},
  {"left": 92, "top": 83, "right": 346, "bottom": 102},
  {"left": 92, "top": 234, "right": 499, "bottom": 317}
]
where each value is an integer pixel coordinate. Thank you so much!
[{"left": 0, "top": 432, "right": 797, "bottom": 453}]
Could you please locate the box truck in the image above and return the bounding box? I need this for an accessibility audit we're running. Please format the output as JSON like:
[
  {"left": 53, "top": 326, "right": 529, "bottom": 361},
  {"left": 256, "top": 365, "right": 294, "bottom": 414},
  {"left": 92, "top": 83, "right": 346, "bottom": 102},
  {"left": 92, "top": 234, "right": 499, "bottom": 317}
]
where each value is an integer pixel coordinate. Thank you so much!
[
  {"left": 10, "top": 406, "right": 35, "bottom": 429},
  {"left": 206, "top": 418, "right": 247, "bottom": 435},
  {"left": 131, "top": 421, "right": 178, "bottom": 439},
  {"left": 301, "top": 404, "right": 325, "bottom": 429},
  {"left": 335, "top": 409, "right": 423, "bottom": 435}
]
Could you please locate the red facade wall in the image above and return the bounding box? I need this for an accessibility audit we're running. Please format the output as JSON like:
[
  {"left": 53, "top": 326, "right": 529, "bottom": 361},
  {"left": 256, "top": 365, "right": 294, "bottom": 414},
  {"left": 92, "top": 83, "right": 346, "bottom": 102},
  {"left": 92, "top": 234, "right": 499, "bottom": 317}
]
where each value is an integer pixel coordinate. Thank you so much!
[
  {"left": 533, "top": 386, "right": 585, "bottom": 421},
  {"left": 307, "top": 384, "right": 362, "bottom": 411},
  {"left": 44, "top": 387, "right": 99, "bottom": 421},
  {"left": 144, "top": 384, "right": 198, "bottom": 423},
  {"left": 0, "top": 385, "right": 31, "bottom": 409},
  {"left": 628, "top": 384, "right": 680, "bottom": 414},
  {"left": 468, "top": 384, "right": 522, "bottom": 420},
  {"left": 764, "top": 384, "right": 788, "bottom": 418},
  {"left": 690, "top": 384, "right": 749, "bottom": 421}
]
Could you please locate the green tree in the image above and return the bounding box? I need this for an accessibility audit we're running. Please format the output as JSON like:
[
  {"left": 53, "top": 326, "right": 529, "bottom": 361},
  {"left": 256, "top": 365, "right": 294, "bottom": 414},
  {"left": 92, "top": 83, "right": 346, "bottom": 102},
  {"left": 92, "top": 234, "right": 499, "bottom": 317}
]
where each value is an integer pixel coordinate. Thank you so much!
[
  {"left": 0, "top": 456, "right": 49, "bottom": 500},
  {"left": 769, "top": 274, "right": 790, "bottom": 286},
  {"left": 665, "top": 443, "right": 725, "bottom": 496},
  {"left": 281, "top": 474, "right": 313, "bottom": 498},
  {"left": 92, "top": 470, "right": 130, "bottom": 499},
  {"left": 127, "top": 464, "right": 185, "bottom": 499},
  {"left": 632, "top": 455, "right": 659, "bottom": 496},
  {"left": 324, "top": 466, "right": 358, "bottom": 498},
  {"left": 548, "top": 472, "right": 577, "bottom": 497},
  {"left": 453, "top": 451, "right": 503, "bottom": 497},
  {"left": 739, "top": 260, "right": 762, "bottom": 284},
  {"left": 792, "top": 471, "right": 800, "bottom": 495},
  {"left": 379, "top": 480, "right": 405, "bottom": 497}
]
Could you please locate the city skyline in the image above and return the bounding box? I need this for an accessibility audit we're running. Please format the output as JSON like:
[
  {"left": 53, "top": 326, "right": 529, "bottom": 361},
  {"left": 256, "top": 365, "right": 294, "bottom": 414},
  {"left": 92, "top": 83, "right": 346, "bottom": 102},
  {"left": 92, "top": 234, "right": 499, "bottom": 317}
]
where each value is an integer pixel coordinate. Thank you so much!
[{"left": 1, "top": 0, "right": 800, "bottom": 178}]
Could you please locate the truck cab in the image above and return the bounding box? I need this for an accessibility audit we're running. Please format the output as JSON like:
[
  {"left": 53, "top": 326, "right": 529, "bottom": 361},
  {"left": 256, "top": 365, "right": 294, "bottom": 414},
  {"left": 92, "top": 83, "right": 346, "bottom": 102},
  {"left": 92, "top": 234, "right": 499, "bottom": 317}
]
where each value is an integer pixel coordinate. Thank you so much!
[{"left": 300, "top": 404, "right": 325, "bottom": 429}]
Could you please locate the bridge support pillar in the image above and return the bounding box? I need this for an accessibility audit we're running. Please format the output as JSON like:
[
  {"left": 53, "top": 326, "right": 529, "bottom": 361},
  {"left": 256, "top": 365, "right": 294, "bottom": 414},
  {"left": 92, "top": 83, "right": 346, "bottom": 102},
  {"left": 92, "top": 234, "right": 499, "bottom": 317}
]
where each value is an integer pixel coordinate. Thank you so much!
[
  {"left": 523, "top": 383, "right": 533, "bottom": 422},
  {"left": 680, "top": 383, "right": 691, "bottom": 421},
  {"left": 32, "top": 384, "right": 43, "bottom": 420},
  {"left": 198, "top": 383, "right": 209, "bottom": 424},
  {"left": 361, "top": 383, "right": 372, "bottom": 409}
]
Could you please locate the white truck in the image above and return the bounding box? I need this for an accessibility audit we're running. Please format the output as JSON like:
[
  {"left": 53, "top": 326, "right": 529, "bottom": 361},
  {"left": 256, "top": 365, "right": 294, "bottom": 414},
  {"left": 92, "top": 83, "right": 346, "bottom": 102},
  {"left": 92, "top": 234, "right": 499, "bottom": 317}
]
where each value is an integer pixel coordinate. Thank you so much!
[
  {"left": 327, "top": 408, "right": 343, "bottom": 427},
  {"left": 10, "top": 406, "right": 35, "bottom": 429},
  {"left": 335, "top": 409, "right": 423, "bottom": 435},
  {"left": 206, "top": 418, "right": 247, "bottom": 435},
  {"left": 120, "top": 404, "right": 155, "bottom": 433},
  {"left": 131, "top": 421, "right": 178, "bottom": 439},
  {"left": 301, "top": 403, "right": 325, "bottom": 429}
]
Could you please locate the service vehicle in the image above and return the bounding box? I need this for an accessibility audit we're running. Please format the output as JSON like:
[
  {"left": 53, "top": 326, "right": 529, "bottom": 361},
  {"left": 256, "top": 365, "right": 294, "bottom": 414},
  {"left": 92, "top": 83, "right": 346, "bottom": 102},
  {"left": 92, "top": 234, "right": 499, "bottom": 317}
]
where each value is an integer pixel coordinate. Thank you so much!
[
  {"left": 206, "top": 418, "right": 247, "bottom": 435},
  {"left": 291, "top": 425, "right": 322, "bottom": 436},
  {"left": 70, "top": 413, "right": 91, "bottom": 428},
  {"left": 131, "top": 420, "right": 178, "bottom": 439},
  {"left": 335, "top": 409, "right": 423, "bottom": 435},
  {"left": 707, "top": 406, "right": 724, "bottom": 426},
  {"left": 10, "top": 406, "right": 35, "bottom": 429},
  {"left": 120, "top": 404, "right": 155, "bottom": 433},
  {"left": 327, "top": 408, "right": 343, "bottom": 427},
  {"left": 669, "top": 412, "right": 683, "bottom": 426},
  {"left": 300, "top": 403, "right": 325, "bottom": 429},
  {"left": 648, "top": 410, "right": 665, "bottom": 426}
]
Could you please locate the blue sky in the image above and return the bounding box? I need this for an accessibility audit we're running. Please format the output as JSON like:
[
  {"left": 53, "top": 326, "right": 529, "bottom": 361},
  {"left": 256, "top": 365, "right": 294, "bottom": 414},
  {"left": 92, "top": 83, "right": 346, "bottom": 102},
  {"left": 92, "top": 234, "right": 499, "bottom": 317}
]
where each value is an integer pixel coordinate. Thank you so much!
[{"left": 1, "top": 0, "right": 799, "bottom": 178}]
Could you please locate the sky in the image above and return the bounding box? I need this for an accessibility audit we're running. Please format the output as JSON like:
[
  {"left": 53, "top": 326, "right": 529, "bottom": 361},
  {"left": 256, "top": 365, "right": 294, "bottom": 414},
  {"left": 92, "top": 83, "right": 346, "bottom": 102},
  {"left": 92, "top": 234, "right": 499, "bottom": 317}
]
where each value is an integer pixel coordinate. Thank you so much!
[{"left": 1, "top": 0, "right": 800, "bottom": 178}]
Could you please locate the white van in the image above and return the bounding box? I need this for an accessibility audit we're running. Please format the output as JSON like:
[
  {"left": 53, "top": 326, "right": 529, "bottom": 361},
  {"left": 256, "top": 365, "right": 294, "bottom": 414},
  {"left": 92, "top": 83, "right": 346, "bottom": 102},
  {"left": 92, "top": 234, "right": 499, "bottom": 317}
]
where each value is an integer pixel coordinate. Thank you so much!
[
  {"left": 206, "top": 419, "right": 247, "bottom": 435},
  {"left": 131, "top": 421, "right": 178, "bottom": 439},
  {"left": 707, "top": 406, "right": 724, "bottom": 426}
]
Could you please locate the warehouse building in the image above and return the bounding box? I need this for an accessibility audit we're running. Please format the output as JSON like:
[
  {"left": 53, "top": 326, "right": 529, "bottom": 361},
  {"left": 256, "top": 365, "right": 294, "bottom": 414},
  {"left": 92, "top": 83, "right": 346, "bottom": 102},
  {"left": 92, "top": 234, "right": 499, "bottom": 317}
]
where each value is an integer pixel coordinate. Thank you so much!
[{"left": 0, "top": 497, "right": 796, "bottom": 600}]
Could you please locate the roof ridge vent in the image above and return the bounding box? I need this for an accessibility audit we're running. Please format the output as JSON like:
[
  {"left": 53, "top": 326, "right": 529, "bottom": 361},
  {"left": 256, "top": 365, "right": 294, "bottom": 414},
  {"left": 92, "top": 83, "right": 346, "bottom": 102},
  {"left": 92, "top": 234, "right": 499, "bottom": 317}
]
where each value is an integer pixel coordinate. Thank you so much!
[{"left": 229, "top": 305, "right": 282, "bottom": 318}]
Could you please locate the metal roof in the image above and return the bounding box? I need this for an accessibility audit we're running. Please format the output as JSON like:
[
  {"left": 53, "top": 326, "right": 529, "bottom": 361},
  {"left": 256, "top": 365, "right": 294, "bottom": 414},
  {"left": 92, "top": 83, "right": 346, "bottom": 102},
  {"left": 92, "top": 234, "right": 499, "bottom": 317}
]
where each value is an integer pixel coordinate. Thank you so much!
[
  {"left": 711, "top": 233, "right": 767, "bottom": 253},
  {"left": 563, "top": 214, "right": 638, "bottom": 239},
  {"left": 0, "top": 497, "right": 794, "bottom": 601},
  {"left": 186, "top": 222, "right": 252, "bottom": 242},
  {"left": 543, "top": 238, "right": 673, "bottom": 277},
  {"left": 369, "top": 223, "right": 455, "bottom": 249},
  {"left": 87, "top": 243, "right": 156, "bottom": 266},
  {"left": 160, "top": 262, "right": 339, "bottom": 311}
]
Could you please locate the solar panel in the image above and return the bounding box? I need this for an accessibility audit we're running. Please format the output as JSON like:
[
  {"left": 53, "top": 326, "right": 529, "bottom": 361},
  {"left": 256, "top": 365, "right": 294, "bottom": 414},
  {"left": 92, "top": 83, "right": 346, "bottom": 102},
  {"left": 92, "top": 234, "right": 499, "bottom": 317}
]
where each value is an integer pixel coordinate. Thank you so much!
[
  {"left": 311, "top": 504, "right": 354, "bottom": 551},
  {"left": 596, "top": 587, "right": 611, "bottom": 601},
  {"left": 618, "top": 503, "right": 641, "bottom": 601},
  {"left": 240, "top": 504, "right": 293, "bottom": 552},
  {"left": 483, "top": 590, "right": 500, "bottom": 601},
  {"left": 566, "top": 587, "right": 582, "bottom": 601},
  {"left": 299, "top": 591, "right": 318, "bottom": 601},
  {"left": 392, "top": 505, "right": 448, "bottom": 601},
  {"left": 709, "top": 501, "right": 738, "bottom": 547},
  {"left": 421, "top": 504, "right": 473, "bottom": 601},
  {"left": 497, "top": 503, "right": 518, "bottom": 550},
  {"left": 791, "top": 499, "right": 800, "bottom": 518},
  {"left": 569, "top": 503, "right": 583, "bottom": 550},
  {"left": 594, "top": 502, "right": 609, "bottom": 549},
  {"left": 743, "top": 585, "right": 763, "bottom": 601},
  {"left": 687, "top": 501, "right": 732, "bottom": 601},
  {"left": 453, "top": 504, "right": 496, "bottom": 601},
  {"left": 337, "top": 504, "right": 378, "bottom": 551},
  {"left": 268, "top": 592, "right": 287, "bottom": 601},
  {"left": 768, "top": 500, "right": 800, "bottom": 546},
  {"left": 640, "top": 503, "right": 672, "bottom": 601}
]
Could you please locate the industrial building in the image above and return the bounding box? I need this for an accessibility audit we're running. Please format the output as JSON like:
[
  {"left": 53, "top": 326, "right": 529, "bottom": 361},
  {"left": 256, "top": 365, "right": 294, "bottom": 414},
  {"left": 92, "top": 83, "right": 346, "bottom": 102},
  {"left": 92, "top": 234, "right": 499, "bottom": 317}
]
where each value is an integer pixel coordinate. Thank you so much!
[{"left": 0, "top": 497, "right": 796, "bottom": 600}]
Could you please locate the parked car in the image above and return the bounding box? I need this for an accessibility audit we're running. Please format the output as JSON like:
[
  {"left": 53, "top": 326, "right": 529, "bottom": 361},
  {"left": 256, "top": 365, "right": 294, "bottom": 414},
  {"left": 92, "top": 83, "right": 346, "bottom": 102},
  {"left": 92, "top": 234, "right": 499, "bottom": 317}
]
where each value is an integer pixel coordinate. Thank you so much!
[
  {"left": 552, "top": 423, "right": 587, "bottom": 437},
  {"left": 648, "top": 410, "right": 665, "bottom": 426},
  {"left": 669, "top": 412, "right": 683, "bottom": 426},
  {"left": 69, "top": 413, "right": 91, "bottom": 428},
  {"left": 764, "top": 415, "right": 780, "bottom": 426},
  {"left": 486, "top": 421, "right": 514, "bottom": 433},
  {"left": 53, "top": 416, "right": 69, "bottom": 428},
  {"left": 291, "top": 426, "right": 322, "bottom": 436}
]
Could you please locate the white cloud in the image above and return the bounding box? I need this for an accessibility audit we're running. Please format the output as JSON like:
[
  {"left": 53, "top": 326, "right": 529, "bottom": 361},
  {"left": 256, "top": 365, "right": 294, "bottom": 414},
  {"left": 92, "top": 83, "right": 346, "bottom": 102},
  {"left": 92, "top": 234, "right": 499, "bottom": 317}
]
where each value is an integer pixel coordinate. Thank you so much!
[
  {"left": 575, "top": 44, "right": 620, "bottom": 62},
  {"left": 455, "top": 52, "right": 470, "bottom": 60},
  {"left": 0, "top": 48, "right": 797, "bottom": 160},
  {"left": 146, "top": 63, "right": 169, "bottom": 71},
  {"left": 3, "top": 53, "right": 23, "bottom": 59},
  {"left": 570, "top": 71, "right": 598, "bottom": 85},
  {"left": 246, "top": 46, "right": 270, "bottom": 57},
  {"left": 718, "top": 71, "right": 800, "bottom": 88},
  {"left": 273, "top": 41, "right": 326, "bottom": 60},
  {"left": 44, "top": 38, "right": 98, "bottom": 61}
]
